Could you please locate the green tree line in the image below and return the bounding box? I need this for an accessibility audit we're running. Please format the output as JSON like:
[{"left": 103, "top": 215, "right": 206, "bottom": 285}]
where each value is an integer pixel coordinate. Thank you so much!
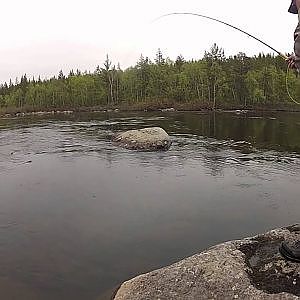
[{"left": 1, "top": 44, "right": 300, "bottom": 112}]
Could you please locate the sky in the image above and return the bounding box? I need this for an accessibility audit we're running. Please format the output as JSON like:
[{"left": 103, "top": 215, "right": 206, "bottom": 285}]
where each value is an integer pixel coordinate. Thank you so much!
[{"left": 0, "top": 0, "right": 297, "bottom": 83}]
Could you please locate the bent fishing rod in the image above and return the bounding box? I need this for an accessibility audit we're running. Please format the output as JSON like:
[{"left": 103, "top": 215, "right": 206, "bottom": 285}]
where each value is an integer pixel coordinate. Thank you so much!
[
  {"left": 155, "top": 12, "right": 288, "bottom": 60},
  {"left": 154, "top": 12, "right": 300, "bottom": 104}
]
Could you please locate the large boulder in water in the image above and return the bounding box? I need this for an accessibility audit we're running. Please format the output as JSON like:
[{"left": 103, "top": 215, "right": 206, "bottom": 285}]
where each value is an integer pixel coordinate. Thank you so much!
[
  {"left": 114, "top": 224, "right": 300, "bottom": 300},
  {"left": 113, "top": 127, "right": 171, "bottom": 151}
]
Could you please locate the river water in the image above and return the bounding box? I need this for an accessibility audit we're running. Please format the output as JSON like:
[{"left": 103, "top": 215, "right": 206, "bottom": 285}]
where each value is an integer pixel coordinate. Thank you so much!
[{"left": 0, "top": 111, "right": 300, "bottom": 299}]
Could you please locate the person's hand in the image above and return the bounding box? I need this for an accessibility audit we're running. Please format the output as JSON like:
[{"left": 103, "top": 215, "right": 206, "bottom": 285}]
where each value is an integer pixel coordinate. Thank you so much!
[{"left": 286, "top": 54, "right": 297, "bottom": 69}]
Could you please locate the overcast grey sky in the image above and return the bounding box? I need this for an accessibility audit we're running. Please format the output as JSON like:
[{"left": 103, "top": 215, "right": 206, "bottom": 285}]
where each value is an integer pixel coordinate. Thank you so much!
[{"left": 0, "top": 0, "right": 297, "bottom": 83}]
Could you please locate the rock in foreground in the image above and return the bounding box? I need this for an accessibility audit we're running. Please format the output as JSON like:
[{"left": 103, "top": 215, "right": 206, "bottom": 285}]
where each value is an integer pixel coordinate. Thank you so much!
[
  {"left": 114, "top": 224, "right": 300, "bottom": 299},
  {"left": 113, "top": 127, "right": 171, "bottom": 151}
]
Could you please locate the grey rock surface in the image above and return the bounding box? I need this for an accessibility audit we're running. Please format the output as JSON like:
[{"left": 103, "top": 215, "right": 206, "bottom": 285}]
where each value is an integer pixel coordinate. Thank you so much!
[
  {"left": 114, "top": 224, "right": 300, "bottom": 299},
  {"left": 113, "top": 127, "right": 171, "bottom": 151}
]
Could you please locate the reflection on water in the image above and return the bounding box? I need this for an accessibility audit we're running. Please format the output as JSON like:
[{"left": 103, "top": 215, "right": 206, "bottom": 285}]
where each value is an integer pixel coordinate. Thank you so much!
[{"left": 0, "top": 111, "right": 300, "bottom": 299}]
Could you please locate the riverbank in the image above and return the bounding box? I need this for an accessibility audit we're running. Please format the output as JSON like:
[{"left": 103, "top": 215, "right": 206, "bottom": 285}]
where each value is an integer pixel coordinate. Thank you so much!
[
  {"left": 1, "top": 100, "right": 300, "bottom": 118},
  {"left": 113, "top": 224, "right": 300, "bottom": 300}
]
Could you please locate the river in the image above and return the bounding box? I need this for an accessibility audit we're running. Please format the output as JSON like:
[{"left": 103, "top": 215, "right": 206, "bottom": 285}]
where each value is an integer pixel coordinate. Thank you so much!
[{"left": 0, "top": 111, "right": 300, "bottom": 299}]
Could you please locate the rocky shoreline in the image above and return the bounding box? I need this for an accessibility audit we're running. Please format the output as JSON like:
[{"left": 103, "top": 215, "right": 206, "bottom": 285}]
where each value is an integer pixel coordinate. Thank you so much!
[
  {"left": 1, "top": 104, "right": 300, "bottom": 119},
  {"left": 113, "top": 225, "right": 300, "bottom": 300},
  {"left": 0, "top": 110, "right": 75, "bottom": 118}
]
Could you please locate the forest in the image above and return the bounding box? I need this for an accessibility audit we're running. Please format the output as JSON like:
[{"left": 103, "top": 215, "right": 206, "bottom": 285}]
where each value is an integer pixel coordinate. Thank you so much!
[{"left": 1, "top": 44, "right": 300, "bottom": 113}]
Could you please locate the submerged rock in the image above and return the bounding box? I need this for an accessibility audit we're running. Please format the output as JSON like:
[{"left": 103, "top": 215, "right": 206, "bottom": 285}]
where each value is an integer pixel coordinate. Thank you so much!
[
  {"left": 161, "top": 108, "right": 175, "bottom": 112},
  {"left": 113, "top": 127, "right": 172, "bottom": 151},
  {"left": 114, "top": 224, "right": 300, "bottom": 299}
]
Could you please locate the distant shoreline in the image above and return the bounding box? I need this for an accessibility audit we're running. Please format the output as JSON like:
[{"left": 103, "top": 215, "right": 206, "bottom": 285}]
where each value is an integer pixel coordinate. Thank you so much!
[{"left": 1, "top": 102, "right": 300, "bottom": 118}]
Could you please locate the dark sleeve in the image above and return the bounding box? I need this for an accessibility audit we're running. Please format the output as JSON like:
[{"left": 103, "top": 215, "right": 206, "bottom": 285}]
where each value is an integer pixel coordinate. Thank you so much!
[{"left": 289, "top": 0, "right": 298, "bottom": 14}]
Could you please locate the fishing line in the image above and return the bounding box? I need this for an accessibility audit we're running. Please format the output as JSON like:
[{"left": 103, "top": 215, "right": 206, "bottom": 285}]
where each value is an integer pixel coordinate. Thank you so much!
[
  {"left": 154, "top": 12, "right": 300, "bottom": 105},
  {"left": 286, "top": 63, "right": 300, "bottom": 105}
]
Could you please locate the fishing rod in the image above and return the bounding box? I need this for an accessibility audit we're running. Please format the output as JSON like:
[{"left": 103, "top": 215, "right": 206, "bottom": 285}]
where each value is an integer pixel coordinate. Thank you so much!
[
  {"left": 155, "top": 12, "right": 288, "bottom": 60},
  {"left": 154, "top": 12, "right": 300, "bottom": 104}
]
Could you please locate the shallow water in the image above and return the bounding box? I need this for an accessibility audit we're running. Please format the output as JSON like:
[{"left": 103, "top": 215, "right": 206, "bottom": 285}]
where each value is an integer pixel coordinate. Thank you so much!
[{"left": 0, "top": 111, "right": 300, "bottom": 299}]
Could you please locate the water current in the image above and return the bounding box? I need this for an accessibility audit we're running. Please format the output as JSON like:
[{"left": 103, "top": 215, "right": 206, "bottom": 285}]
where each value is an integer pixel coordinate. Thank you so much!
[{"left": 0, "top": 111, "right": 300, "bottom": 299}]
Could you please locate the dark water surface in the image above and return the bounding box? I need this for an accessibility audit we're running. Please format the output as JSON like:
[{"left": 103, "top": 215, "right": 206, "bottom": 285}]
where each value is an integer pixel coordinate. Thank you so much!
[{"left": 0, "top": 111, "right": 300, "bottom": 299}]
